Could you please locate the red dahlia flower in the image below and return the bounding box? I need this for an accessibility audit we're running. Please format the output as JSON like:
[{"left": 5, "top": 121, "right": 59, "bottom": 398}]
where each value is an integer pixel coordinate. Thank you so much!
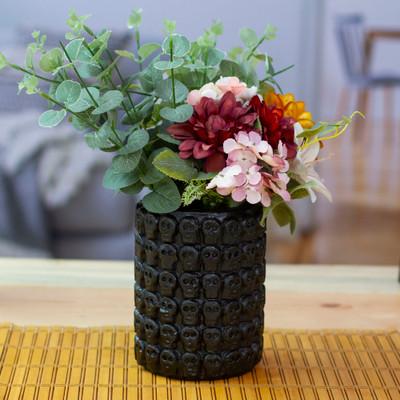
[
  {"left": 250, "top": 95, "right": 297, "bottom": 159},
  {"left": 166, "top": 91, "right": 257, "bottom": 172}
]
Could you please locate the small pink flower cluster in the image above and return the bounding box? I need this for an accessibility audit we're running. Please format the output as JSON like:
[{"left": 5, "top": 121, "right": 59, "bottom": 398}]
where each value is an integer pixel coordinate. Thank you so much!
[{"left": 207, "top": 131, "right": 291, "bottom": 207}]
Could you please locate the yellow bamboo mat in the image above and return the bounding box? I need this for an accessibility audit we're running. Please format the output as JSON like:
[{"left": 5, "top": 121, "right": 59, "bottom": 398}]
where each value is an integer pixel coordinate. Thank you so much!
[{"left": 0, "top": 325, "right": 399, "bottom": 400}]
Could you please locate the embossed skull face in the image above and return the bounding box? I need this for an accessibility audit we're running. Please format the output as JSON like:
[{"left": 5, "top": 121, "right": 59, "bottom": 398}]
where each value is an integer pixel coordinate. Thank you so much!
[
  {"left": 179, "top": 217, "right": 199, "bottom": 244},
  {"left": 134, "top": 259, "right": 144, "bottom": 286},
  {"left": 254, "top": 241, "right": 266, "bottom": 261},
  {"left": 179, "top": 273, "right": 200, "bottom": 298},
  {"left": 144, "top": 265, "right": 159, "bottom": 291},
  {"left": 254, "top": 265, "right": 265, "bottom": 285},
  {"left": 145, "top": 344, "right": 159, "bottom": 370},
  {"left": 223, "top": 219, "right": 241, "bottom": 244},
  {"left": 159, "top": 271, "right": 177, "bottom": 297},
  {"left": 135, "top": 209, "right": 145, "bottom": 235},
  {"left": 144, "top": 239, "right": 158, "bottom": 265},
  {"left": 181, "top": 326, "right": 200, "bottom": 352},
  {"left": 202, "top": 219, "right": 221, "bottom": 244},
  {"left": 182, "top": 353, "right": 200, "bottom": 378},
  {"left": 242, "top": 295, "right": 257, "bottom": 317},
  {"left": 222, "top": 246, "right": 242, "bottom": 271},
  {"left": 200, "top": 246, "right": 221, "bottom": 272},
  {"left": 203, "top": 301, "right": 221, "bottom": 326},
  {"left": 144, "top": 317, "right": 159, "bottom": 344},
  {"left": 222, "top": 274, "right": 242, "bottom": 299},
  {"left": 179, "top": 246, "right": 199, "bottom": 272},
  {"left": 242, "top": 217, "right": 259, "bottom": 240},
  {"left": 159, "top": 297, "right": 178, "bottom": 324},
  {"left": 225, "top": 350, "right": 241, "bottom": 369},
  {"left": 144, "top": 291, "right": 158, "bottom": 317},
  {"left": 135, "top": 234, "right": 144, "bottom": 259},
  {"left": 240, "top": 347, "right": 252, "bottom": 367},
  {"left": 144, "top": 214, "right": 158, "bottom": 239},
  {"left": 160, "top": 324, "right": 178, "bottom": 348},
  {"left": 181, "top": 300, "right": 200, "bottom": 325},
  {"left": 134, "top": 285, "right": 145, "bottom": 312},
  {"left": 159, "top": 216, "right": 176, "bottom": 243},
  {"left": 240, "top": 269, "right": 256, "bottom": 293},
  {"left": 242, "top": 243, "right": 256, "bottom": 265},
  {"left": 239, "top": 322, "right": 257, "bottom": 344},
  {"left": 202, "top": 274, "right": 220, "bottom": 298},
  {"left": 223, "top": 301, "right": 241, "bottom": 325},
  {"left": 203, "top": 354, "right": 223, "bottom": 377},
  {"left": 160, "top": 349, "right": 177, "bottom": 376},
  {"left": 134, "top": 309, "right": 144, "bottom": 338},
  {"left": 134, "top": 337, "right": 146, "bottom": 365},
  {"left": 159, "top": 244, "right": 177, "bottom": 270},
  {"left": 203, "top": 328, "right": 221, "bottom": 352},
  {"left": 223, "top": 326, "right": 241, "bottom": 347}
]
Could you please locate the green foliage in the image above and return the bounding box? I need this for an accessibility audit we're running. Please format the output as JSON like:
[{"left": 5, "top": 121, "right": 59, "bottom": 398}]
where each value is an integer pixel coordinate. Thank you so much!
[
  {"left": 92, "top": 90, "right": 124, "bottom": 114},
  {"left": 84, "top": 122, "right": 114, "bottom": 149},
  {"left": 69, "top": 87, "right": 100, "bottom": 112},
  {"left": 0, "top": 52, "right": 8, "bottom": 70},
  {"left": 39, "top": 109, "right": 67, "bottom": 128},
  {"left": 111, "top": 151, "right": 142, "bottom": 173},
  {"left": 66, "top": 10, "right": 91, "bottom": 39},
  {"left": 159, "top": 104, "right": 193, "bottom": 122},
  {"left": 157, "top": 132, "right": 180, "bottom": 145},
  {"left": 55, "top": 80, "right": 81, "bottom": 105},
  {"left": 121, "top": 180, "right": 144, "bottom": 195},
  {"left": 154, "top": 78, "right": 188, "bottom": 103},
  {"left": 240, "top": 28, "right": 258, "bottom": 48},
  {"left": 181, "top": 180, "right": 208, "bottom": 207},
  {"left": 154, "top": 59, "right": 184, "bottom": 71},
  {"left": 164, "top": 19, "right": 176, "bottom": 35},
  {"left": 39, "top": 48, "right": 63, "bottom": 72},
  {"left": 128, "top": 8, "right": 143, "bottom": 29},
  {"left": 272, "top": 202, "right": 296, "bottom": 234},
  {"left": 142, "top": 177, "right": 181, "bottom": 213},
  {"left": 18, "top": 74, "right": 39, "bottom": 94},
  {"left": 119, "top": 129, "right": 149, "bottom": 154},
  {"left": 102, "top": 167, "right": 139, "bottom": 190},
  {"left": 153, "top": 149, "right": 197, "bottom": 182},
  {"left": 162, "top": 34, "right": 190, "bottom": 58},
  {"left": 115, "top": 50, "right": 136, "bottom": 61},
  {"left": 138, "top": 43, "right": 160, "bottom": 60}
]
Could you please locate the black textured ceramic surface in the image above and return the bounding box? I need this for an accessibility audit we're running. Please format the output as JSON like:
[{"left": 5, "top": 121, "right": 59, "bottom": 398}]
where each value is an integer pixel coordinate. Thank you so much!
[{"left": 133, "top": 204, "right": 266, "bottom": 380}]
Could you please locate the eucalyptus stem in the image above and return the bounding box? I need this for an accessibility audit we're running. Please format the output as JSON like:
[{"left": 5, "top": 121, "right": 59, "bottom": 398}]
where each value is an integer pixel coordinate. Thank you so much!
[
  {"left": 246, "top": 36, "right": 266, "bottom": 61},
  {"left": 59, "top": 41, "right": 99, "bottom": 108},
  {"left": 9, "top": 63, "right": 61, "bottom": 84},
  {"left": 127, "top": 90, "right": 153, "bottom": 97},
  {"left": 260, "top": 64, "right": 294, "bottom": 83},
  {"left": 135, "top": 29, "right": 143, "bottom": 71},
  {"left": 169, "top": 36, "right": 176, "bottom": 108}
]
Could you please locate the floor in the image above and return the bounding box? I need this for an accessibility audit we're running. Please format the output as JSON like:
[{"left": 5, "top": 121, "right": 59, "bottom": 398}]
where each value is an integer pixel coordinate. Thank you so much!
[{"left": 268, "top": 90, "right": 400, "bottom": 265}]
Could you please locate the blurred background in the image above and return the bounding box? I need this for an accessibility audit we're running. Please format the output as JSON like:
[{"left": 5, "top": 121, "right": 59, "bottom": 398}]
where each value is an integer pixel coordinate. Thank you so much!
[{"left": 0, "top": 0, "right": 399, "bottom": 264}]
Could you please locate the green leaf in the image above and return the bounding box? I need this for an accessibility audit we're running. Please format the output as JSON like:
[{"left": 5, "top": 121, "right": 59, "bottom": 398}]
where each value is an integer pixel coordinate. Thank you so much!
[
  {"left": 153, "top": 59, "right": 184, "bottom": 71},
  {"left": 38, "top": 109, "right": 67, "bottom": 128},
  {"left": 181, "top": 180, "right": 208, "bottom": 207},
  {"left": 0, "top": 52, "right": 7, "bottom": 70},
  {"left": 160, "top": 104, "right": 193, "bottom": 123},
  {"left": 84, "top": 122, "right": 114, "bottom": 149},
  {"left": 119, "top": 129, "right": 149, "bottom": 154},
  {"left": 92, "top": 90, "right": 124, "bottom": 115},
  {"left": 140, "top": 149, "right": 166, "bottom": 185},
  {"left": 157, "top": 132, "right": 180, "bottom": 145},
  {"left": 164, "top": 19, "right": 176, "bottom": 35},
  {"left": 153, "top": 148, "right": 197, "bottom": 182},
  {"left": 138, "top": 43, "right": 160, "bottom": 60},
  {"left": 142, "top": 178, "right": 181, "bottom": 213},
  {"left": 195, "top": 172, "right": 217, "bottom": 181},
  {"left": 115, "top": 50, "right": 136, "bottom": 61},
  {"left": 69, "top": 87, "right": 100, "bottom": 112},
  {"left": 128, "top": 8, "right": 143, "bottom": 29},
  {"left": 162, "top": 34, "right": 190, "bottom": 57},
  {"left": 39, "top": 48, "right": 63, "bottom": 72},
  {"left": 64, "top": 38, "right": 91, "bottom": 61},
  {"left": 219, "top": 59, "right": 244, "bottom": 78},
  {"left": 210, "top": 21, "right": 224, "bottom": 36},
  {"left": 264, "top": 24, "right": 277, "bottom": 41},
  {"left": 18, "top": 74, "right": 39, "bottom": 95},
  {"left": 155, "top": 79, "right": 188, "bottom": 103},
  {"left": 111, "top": 151, "right": 142, "bottom": 173},
  {"left": 138, "top": 61, "right": 163, "bottom": 92},
  {"left": 121, "top": 180, "right": 144, "bottom": 195},
  {"left": 272, "top": 202, "right": 296, "bottom": 234},
  {"left": 240, "top": 28, "right": 258, "bottom": 48},
  {"left": 103, "top": 167, "right": 139, "bottom": 190},
  {"left": 204, "top": 48, "right": 225, "bottom": 66},
  {"left": 55, "top": 80, "right": 81, "bottom": 105},
  {"left": 228, "top": 47, "right": 243, "bottom": 61}
]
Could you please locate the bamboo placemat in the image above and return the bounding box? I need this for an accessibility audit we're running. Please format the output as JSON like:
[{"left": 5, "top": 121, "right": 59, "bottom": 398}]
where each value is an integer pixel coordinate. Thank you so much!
[{"left": 0, "top": 325, "right": 399, "bottom": 400}]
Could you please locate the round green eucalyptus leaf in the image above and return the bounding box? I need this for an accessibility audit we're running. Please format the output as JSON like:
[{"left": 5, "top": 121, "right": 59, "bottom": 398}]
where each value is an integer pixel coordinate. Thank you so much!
[
  {"left": 120, "top": 180, "right": 144, "bottom": 195},
  {"left": 0, "top": 52, "right": 8, "bottom": 70},
  {"left": 239, "top": 28, "right": 258, "bottom": 48},
  {"left": 160, "top": 104, "right": 193, "bottom": 123},
  {"left": 154, "top": 59, "right": 184, "bottom": 71},
  {"left": 119, "top": 129, "right": 149, "bottom": 155},
  {"left": 154, "top": 79, "right": 188, "bottom": 103},
  {"left": 103, "top": 167, "right": 139, "bottom": 190},
  {"left": 92, "top": 90, "right": 124, "bottom": 115},
  {"left": 111, "top": 151, "right": 142, "bottom": 173},
  {"left": 64, "top": 38, "right": 91, "bottom": 61},
  {"left": 55, "top": 80, "right": 81, "bottom": 105},
  {"left": 142, "top": 178, "right": 181, "bottom": 213},
  {"left": 69, "top": 87, "right": 100, "bottom": 112},
  {"left": 138, "top": 43, "right": 160, "bottom": 60},
  {"left": 162, "top": 34, "right": 190, "bottom": 57},
  {"left": 39, "top": 48, "right": 63, "bottom": 72},
  {"left": 38, "top": 109, "right": 67, "bottom": 128},
  {"left": 157, "top": 132, "right": 180, "bottom": 145}
]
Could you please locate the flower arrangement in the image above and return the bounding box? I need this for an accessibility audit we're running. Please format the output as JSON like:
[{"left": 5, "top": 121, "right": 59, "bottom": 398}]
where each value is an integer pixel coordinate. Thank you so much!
[{"left": 0, "top": 10, "right": 361, "bottom": 231}]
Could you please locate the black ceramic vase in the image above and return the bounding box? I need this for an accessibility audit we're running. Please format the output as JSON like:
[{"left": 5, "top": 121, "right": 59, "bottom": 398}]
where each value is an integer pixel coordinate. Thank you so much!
[{"left": 133, "top": 203, "right": 266, "bottom": 379}]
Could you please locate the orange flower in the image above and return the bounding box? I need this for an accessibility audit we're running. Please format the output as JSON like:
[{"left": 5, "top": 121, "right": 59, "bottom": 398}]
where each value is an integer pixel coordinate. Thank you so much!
[{"left": 265, "top": 91, "right": 314, "bottom": 129}]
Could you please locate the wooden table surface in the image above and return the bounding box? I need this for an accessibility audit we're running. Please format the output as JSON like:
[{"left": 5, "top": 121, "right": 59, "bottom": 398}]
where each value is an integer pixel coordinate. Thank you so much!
[{"left": 0, "top": 258, "right": 399, "bottom": 330}]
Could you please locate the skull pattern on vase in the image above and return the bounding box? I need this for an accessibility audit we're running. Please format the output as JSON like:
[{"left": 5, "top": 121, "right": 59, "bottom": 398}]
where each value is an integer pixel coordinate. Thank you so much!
[
  {"left": 144, "top": 213, "right": 158, "bottom": 240},
  {"left": 144, "top": 239, "right": 158, "bottom": 265},
  {"left": 179, "top": 218, "right": 199, "bottom": 244},
  {"left": 159, "top": 244, "right": 177, "bottom": 270},
  {"left": 201, "top": 219, "right": 221, "bottom": 244},
  {"left": 203, "top": 300, "right": 221, "bottom": 326},
  {"left": 223, "top": 301, "right": 242, "bottom": 325},
  {"left": 134, "top": 309, "right": 144, "bottom": 338},
  {"left": 203, "top": 354, "right": 223, "bottom": 377},
  {"left": 144, "top": 317, "right": 159, "bottom": 344},
  {"left": 159, "top": 297, "right": 178, "bottom": 324},
  {"left": 134, "top": 337, "right": 146, "bottom": 365},
  {"left": 159, "top": 215, "right": 177, "bottom": 242},
  {"left": 179, "top": 273, "right": 200, "bottom": 298},
  {"left": 159, "top": 324, "right": 178, "bottom": 348},
  {"left": 179, "top": 246, "right": 200, "bottom": 272},
  {"left": 223, "top": 219, "right": 242, "bottom": 244},
  {"left": 182, "top": 352, "right": 201, "bottom": 378},
  {"left": 222, "top": 273, "right": 242, "bottom": 299},
  {"left": 145, "top": 344, "right": 160, "bottom": 371},
  {"left": 143, "top": 264, "right": 159, "bottom": 291},
  {"left": 181, "top": 326, "right": 201, "bottom": 352},
  {"left": 203, "top": 327, "right": 222, "bottom": 352},
  {"left": 222, "top": 246, "right": 242, "bottom": 271},
  {"left": 134, "top": 258, "right": 145, "bottom": 286},
  {"left": 143, "top": 291, "right": 159, "bottom": 317},
  {"left": 160, "top": 349, "right": 178, "bottom": 376},
  {"left": 134, "top": 284, "right": 145, "bottom": 313},
  {"left": 159, "top": 271, "right": 177, "bottom": 297},
  {"left": 200, "top": 246, "right": 221, "bottom": 272},
  {"left": 181, "top": 300, "right": 200, "bottom": 325}
]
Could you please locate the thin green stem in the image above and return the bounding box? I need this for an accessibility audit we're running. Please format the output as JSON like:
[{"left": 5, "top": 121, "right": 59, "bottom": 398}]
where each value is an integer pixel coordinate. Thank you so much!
[
  {"left": 246, "top": 36, "right": 266, "bottom": 61},
  {"left": 59, "top": 41, "right": 99, "bottom": 108},
  {"left": 169, "top": 36, "right": 176, "bottom": 108},
  {"left": 9, "top": 64, "right": 61, "bottom": 84},
  {"left": 127, "top": 90, "right": 153, "bottom": 97},
  {"left": 135, "top": 29, "right": 143, "bottom": 71},
  {"left": 260, "top": 64, "right": 295, "bottom": 83}
]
